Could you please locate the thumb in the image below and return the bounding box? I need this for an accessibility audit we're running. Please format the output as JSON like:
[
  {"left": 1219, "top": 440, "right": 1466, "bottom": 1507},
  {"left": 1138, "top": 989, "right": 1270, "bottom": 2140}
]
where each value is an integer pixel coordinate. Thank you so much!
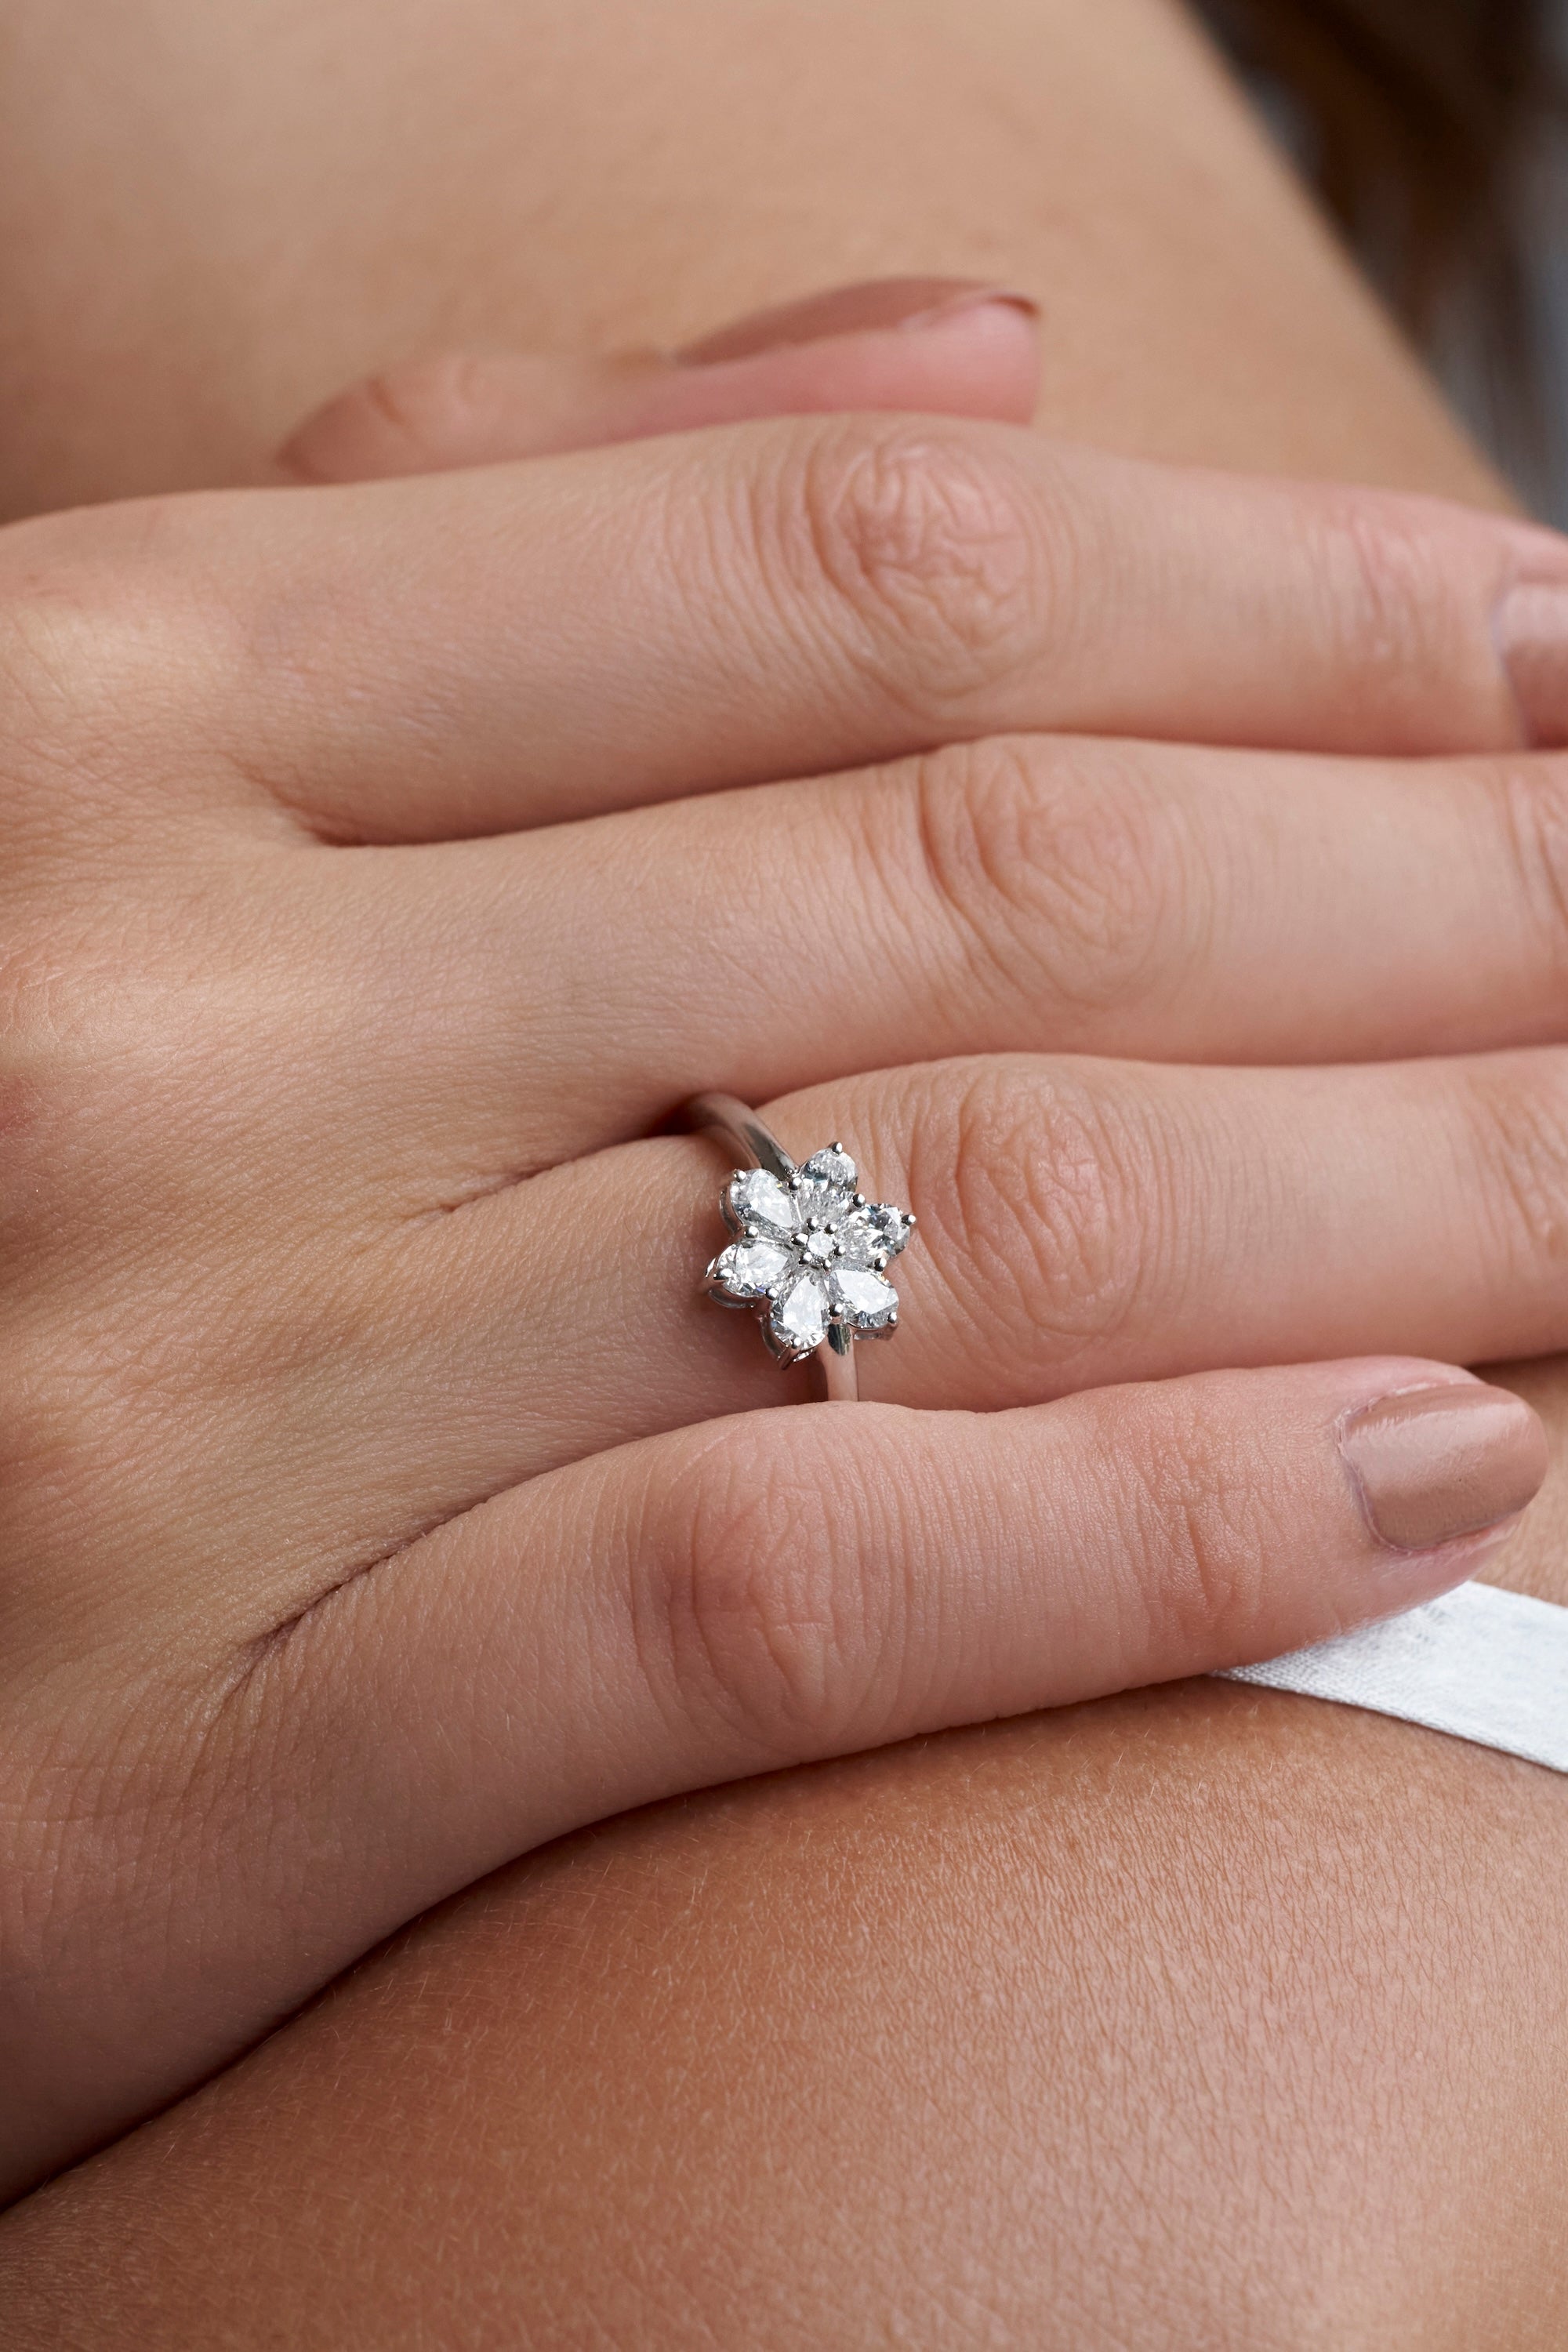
[{"left": 277, "top": 277, "right": 1040, "bottom": 484}]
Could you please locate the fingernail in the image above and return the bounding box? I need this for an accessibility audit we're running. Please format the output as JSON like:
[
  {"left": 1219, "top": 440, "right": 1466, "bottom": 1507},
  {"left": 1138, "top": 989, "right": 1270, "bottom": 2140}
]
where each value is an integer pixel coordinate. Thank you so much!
[
  {"left": 1341, "top": 1382, "right": 1548, "bottom": 1554},
  {"left": 1495, "top": 576, "right": 1568, "bottom": 746},
  {"left": 676, "top": 277, "right": 1040, "bottom": 367}
]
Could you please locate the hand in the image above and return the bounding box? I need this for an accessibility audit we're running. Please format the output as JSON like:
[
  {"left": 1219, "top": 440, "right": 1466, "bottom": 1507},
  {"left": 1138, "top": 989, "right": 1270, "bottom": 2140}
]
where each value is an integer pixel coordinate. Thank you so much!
[{"left": 2, "top": 325, "right": 1563, "bottom": 2193}]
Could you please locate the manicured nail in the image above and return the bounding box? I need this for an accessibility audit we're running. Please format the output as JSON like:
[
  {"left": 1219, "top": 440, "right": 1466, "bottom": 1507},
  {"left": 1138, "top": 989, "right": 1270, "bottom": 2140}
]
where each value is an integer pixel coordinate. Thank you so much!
[
  {"left": 1341, "top": 1382, "right": 1548, "bottom": 1554},
  {"left": 1496, "top": 576, "right": 1568, "bottom": 746},
  {"left": 676, "top": 277, "right": 1040, "bottom": 367}
]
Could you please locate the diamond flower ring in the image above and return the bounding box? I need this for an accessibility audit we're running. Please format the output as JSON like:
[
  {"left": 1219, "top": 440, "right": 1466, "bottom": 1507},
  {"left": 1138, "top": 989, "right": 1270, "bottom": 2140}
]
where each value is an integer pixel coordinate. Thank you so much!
[{"left": 684, "top": 1093, "right": 914, "bottom": 1403}]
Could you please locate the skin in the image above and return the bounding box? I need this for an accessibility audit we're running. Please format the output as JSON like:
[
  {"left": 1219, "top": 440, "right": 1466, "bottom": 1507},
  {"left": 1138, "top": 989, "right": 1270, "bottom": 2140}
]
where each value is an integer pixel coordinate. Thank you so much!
[
  {"left": 0, "top": 0, "right": 1566, "bottom": 2344},
  {"left": 0, "top": 0, "right": 1500, "bottom": 515},
  {"left": 6, "top": 365, "right": 1566, "bottom": 2195}
]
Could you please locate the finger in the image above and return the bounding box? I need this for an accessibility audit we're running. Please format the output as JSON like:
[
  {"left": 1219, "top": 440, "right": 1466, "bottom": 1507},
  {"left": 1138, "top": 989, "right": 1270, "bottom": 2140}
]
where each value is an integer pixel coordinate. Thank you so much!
[
  {"left": 185, "top": 1362, "right": 1540, "bottom": 2129},
  {"left": 21, "top": 415, "right": 1568, "bottom": 846},
  {"left": 277, "top": 278, "right": 1042, "bottom": 482},
  {"left": 331, "top": 1042, "right": 1568, "bottom": 1530},
  {"left": 105, "top": 1039, "right": 1568, "bottom": 1613},
  {"left": 26, "top": 1357, "right": 1542, "bottom": 2186},
  {"left": 365, "top": 736, "right": 1568, "bottom": 1170}
]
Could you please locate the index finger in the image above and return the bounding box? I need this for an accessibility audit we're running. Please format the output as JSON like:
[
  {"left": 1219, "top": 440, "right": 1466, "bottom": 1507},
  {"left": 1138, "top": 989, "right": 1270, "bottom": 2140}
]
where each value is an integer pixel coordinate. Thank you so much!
[{"left": 7, "top": 412, "right": 1564, "bottom": 842}]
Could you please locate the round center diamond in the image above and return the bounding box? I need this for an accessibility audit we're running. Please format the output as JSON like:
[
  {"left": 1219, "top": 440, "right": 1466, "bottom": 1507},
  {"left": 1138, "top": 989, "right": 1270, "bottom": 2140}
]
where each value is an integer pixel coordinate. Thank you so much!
[{"left": 800, "top": 1228, "right": 838, "bottom": 1265}]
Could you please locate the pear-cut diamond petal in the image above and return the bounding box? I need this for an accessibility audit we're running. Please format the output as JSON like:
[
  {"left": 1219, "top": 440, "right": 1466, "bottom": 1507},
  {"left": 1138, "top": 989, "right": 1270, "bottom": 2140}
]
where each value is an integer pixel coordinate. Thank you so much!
[
  {"left": 802, "top": 1145, "right": 856, "bottom": 1192},
  {"left": 795, "top": 1145, "right": 857, "bottom": 1223},
  {"left": 728, "top": 1167, "right": 800, "bottom": 1236},
  {"left": 711, "top": 1238, "right": 793, "bottom": 1300},
  {"left": 829, "top": 1268, "right": 898, "bottom": 1330},
  {"left": 771, "top": 1270, "right": 831, "bottom": 1353}
]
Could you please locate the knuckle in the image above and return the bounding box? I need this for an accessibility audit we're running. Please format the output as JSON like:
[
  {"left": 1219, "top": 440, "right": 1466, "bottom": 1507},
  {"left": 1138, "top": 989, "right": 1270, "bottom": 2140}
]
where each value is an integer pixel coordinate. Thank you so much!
[
  {"left": 1463, "top": 1048, "right": 1568, "bottom": 1274},
  {"left": 1307, "top": 488, "right": 1510, "bottom": 742},
  {"left": 770, "top": 419, "right": 1042, "bottom": 714},
  {"left": 919, "top": 1058, "right": 1157, "bottom": 1376},
  {"left": 901, "top": 737, "right": 1195, "bottom": 1029},
  {"left": 631, "top": 1425, "right": 877, "bottom": 1759},
  {"left": 1316, "top": 491, "right": 1454, "bottom": 688}
]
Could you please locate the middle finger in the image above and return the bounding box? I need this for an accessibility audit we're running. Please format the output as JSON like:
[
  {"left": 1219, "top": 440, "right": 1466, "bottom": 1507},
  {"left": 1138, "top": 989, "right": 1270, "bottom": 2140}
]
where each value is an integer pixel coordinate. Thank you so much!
[{"left": 329, "top": 732, "right": 1568, "bottom": 1178}]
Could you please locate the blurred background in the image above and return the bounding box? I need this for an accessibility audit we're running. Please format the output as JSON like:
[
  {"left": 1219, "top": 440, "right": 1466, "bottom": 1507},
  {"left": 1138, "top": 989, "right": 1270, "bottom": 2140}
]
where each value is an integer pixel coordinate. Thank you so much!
[{"left": 1200, "top": 0, "right": 1568, "bottom": 517}]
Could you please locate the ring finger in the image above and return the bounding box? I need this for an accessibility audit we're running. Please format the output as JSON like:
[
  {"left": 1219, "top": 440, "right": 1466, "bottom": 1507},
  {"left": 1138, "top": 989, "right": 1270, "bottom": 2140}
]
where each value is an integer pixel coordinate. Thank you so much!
[
  {"left": 76, "top": 1035, "right": 1568, "bottom": 1632},
  {"left": 418, "top": 1040, "right": 1568, "bottom": 1457}
]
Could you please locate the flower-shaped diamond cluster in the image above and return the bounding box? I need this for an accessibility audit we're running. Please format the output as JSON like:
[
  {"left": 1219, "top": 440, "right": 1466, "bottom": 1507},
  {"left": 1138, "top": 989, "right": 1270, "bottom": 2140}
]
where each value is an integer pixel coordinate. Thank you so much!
[{"left": 705, "top": 1142, "right": 914, "bottom": 1363}]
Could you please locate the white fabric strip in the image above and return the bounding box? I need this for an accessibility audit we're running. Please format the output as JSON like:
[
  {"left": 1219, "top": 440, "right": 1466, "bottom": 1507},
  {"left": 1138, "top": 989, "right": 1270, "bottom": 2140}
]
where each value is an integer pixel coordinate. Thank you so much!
[{"left": 1220, "top": 1581, "right": 1568, "bottom": 1774}]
